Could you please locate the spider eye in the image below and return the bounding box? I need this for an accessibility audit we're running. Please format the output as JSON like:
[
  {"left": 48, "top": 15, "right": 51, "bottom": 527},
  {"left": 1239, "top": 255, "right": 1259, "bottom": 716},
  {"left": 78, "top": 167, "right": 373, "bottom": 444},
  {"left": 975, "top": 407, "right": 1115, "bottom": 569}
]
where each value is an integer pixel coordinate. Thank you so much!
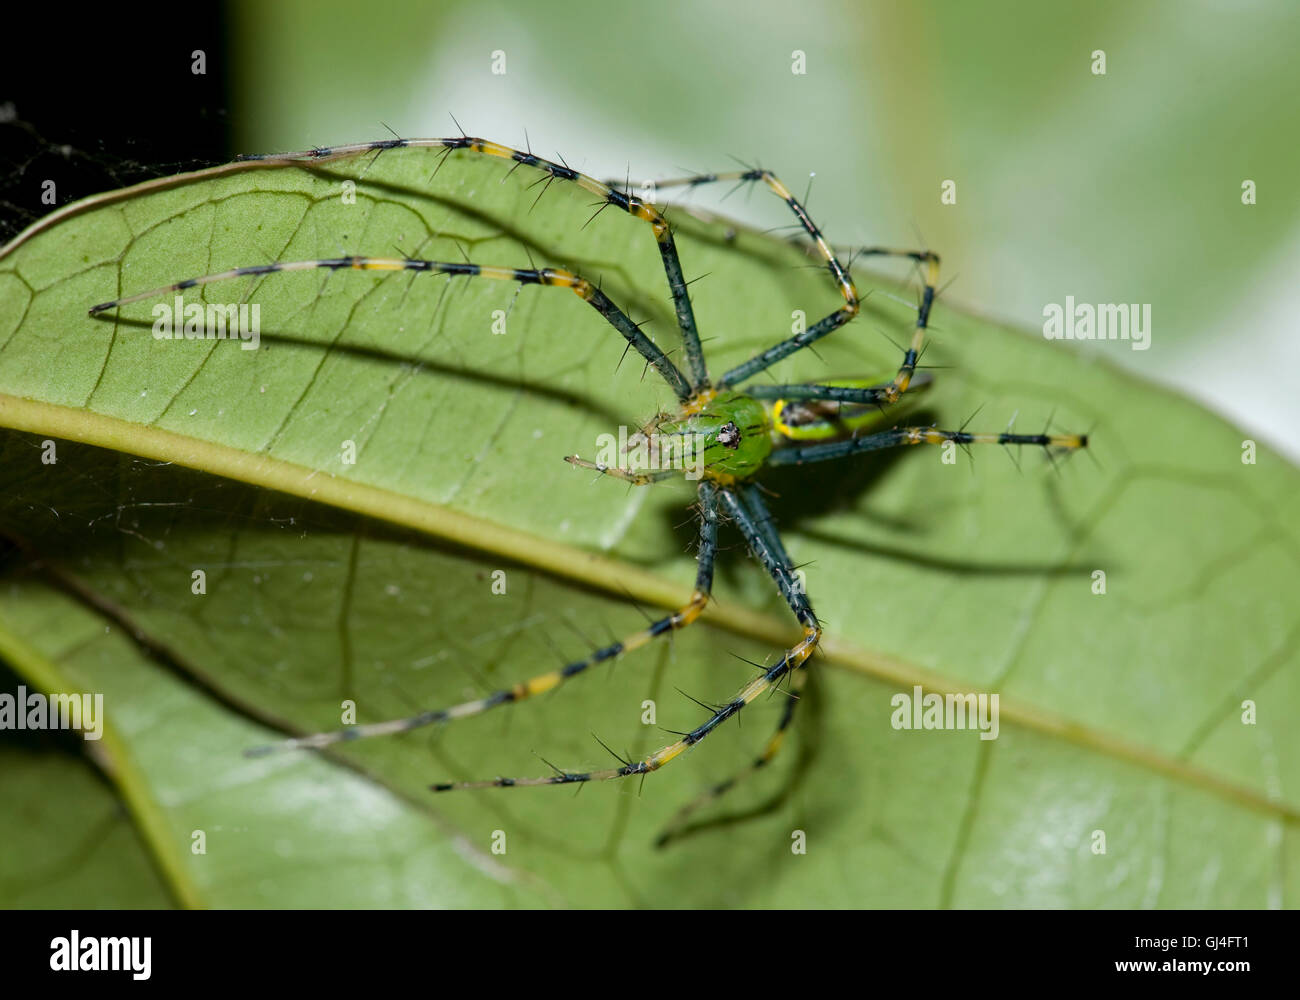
[{"left": 718, "top": 421, "right": 741, "bottom": 450}]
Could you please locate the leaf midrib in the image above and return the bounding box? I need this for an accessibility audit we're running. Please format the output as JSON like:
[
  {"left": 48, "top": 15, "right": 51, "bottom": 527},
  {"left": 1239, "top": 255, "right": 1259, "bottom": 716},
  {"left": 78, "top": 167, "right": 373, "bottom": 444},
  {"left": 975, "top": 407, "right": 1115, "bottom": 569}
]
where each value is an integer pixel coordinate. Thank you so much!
[{"left": 2, "top": 391, "right": 1294, "bottom": 826}]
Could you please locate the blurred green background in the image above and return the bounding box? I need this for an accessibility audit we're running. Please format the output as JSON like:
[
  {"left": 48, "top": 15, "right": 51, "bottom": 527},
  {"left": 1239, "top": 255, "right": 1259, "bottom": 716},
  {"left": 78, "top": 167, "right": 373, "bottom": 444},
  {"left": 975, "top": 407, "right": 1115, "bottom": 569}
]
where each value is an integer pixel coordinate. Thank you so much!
[{"left": 231, "top": 0, "right": 1300, "bottom": 459}]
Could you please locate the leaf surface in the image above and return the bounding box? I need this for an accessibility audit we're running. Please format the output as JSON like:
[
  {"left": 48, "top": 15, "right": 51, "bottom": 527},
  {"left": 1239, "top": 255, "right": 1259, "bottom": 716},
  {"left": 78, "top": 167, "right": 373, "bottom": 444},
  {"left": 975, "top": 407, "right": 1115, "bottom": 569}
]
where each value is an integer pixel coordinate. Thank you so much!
[{"left": 0, "top": 148, "right": 1295, "bottom": 907}]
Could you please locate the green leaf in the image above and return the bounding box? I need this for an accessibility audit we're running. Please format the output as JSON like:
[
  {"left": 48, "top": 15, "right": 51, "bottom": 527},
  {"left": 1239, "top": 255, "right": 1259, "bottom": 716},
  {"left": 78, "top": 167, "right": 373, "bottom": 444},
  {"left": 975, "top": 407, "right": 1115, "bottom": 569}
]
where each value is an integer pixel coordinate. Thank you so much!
[
  {"left": 0, "top": 664, "right": 173, "bottom": 910},
  {"left": 0, "top": 147, "right": 1296, "bottom": 908}
]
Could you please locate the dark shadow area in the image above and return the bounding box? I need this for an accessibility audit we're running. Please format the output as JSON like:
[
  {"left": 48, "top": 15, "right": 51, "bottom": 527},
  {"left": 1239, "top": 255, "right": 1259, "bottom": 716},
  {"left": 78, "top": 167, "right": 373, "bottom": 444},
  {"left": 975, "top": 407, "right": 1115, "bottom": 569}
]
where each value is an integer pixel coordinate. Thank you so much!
[
  {"left": 0, "top": 8, "right": 232, "bottom": 242},
  {"left": 0, "top": 657, "right": 98, "bottom": 759},
  {"left": 89, "top": 316, "right": 630, "bottom": 428}
]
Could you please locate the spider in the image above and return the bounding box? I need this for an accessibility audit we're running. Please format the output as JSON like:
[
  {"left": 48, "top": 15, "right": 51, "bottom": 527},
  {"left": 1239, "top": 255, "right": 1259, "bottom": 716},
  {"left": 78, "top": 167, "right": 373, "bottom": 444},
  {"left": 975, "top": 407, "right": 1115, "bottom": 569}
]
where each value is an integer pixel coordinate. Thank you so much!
[{"left": 89, "top": 134, "right": 1087, "bottom": 840}]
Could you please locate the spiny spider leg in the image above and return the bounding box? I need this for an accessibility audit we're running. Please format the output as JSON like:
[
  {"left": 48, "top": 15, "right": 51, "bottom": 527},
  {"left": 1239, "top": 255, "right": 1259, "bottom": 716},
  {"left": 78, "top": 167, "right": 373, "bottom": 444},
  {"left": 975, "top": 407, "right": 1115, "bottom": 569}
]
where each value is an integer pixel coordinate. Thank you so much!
[
  {"left": 236, "top": 136, "right": 711, "bottom": 391},
  {"left": 564, "top": 455, "right": 680, "bottom": 485},
  {"left": 246, "top": 481, "right": 721, "bottom": 757},
  {"left": 768, "top": 425, "right": 1088, "bottom": 467},
  {"left": 428, "top": 486, "right": 822, "bottom": 792},
  {"left": 624, "top": 170, "right": 939, "bottom": 409},
  {"left": 657, "top": 673, "right": 805, "bottom": 848},
  {"left": 89, "top": 257, "right": 693, "bottom": 402},
  {"left": 656, "top": 483, "right": 810, "bottom": 846},
  {"left": 727, "top": 245, "right": 939, "bottom": 406},
  {"left": 614, "top": 168, "right": 861, "bottom": 392}
]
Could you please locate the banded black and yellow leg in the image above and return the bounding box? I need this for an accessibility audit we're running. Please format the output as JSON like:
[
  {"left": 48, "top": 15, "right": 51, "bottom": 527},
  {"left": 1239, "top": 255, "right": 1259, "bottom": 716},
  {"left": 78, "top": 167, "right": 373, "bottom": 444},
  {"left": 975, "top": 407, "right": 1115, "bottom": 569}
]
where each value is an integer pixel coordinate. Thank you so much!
[
  {"left": 718, "top": 486, "right": 817, "bottom": 631},
  {"left": 431, "top": 620, "right": 819, "bottom": 792},
  {"left": 656, "top": 485, "right": 812, "bottom": 845},
  {"left": 432, "top": 484, "right": 820, "bottom": 792},
  {"left": 235, "top": 136, "right": 711, "bottom": 391},
  {"left": 739, "top": 481, "right": 795, "bottom": 570},
  {"left": 714, "top": 485, "right": 815, "bottom": 751},
  {"left": 428, "top": 486, "right": 821, "bottom": 795},
  {"left": 621, "top": 168, "right": 862, "bottom": 392},
  {"left": 732, "top": 247, "right": 941, "bottom": 407},
  {"left": 248, "top": 481, "right": 720, "bottom": 758},
  {"left": 656, "top": 668, "right": 806, "bottom": 848},
  {"left": 768, "top": 425, "right": 1089, "bottom": 467},
  {"left": 746, "top": 349, "right": 939, "bottom": 411},
  {"left": 89, "top": 257, "right": 693, "bottom": 401}
]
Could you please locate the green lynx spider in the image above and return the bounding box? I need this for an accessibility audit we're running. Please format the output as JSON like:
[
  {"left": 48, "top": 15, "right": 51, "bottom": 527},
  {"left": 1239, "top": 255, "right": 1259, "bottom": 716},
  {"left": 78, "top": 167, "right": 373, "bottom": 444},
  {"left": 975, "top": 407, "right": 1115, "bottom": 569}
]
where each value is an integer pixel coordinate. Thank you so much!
[{"left": 89, "top": 134, "right": 1087, "bottom": 839}]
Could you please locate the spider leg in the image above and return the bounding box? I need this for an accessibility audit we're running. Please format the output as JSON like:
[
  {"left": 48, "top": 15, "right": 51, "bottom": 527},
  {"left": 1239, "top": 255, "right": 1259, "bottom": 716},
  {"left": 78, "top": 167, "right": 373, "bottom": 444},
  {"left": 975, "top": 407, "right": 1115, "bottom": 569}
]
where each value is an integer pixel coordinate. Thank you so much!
[
  {"left": 768, "top": 424, "right": 1088, "bottom": 467},
  {"left": 725, "top": 245, "right": 939, "bottom": 404},
  {"left": 621, "top": 168, "right": 863, "bottom": 390},
  {"left": 656, "top": 670, "right": 806, "bottom": 847},
  {"left": 428, "top": 483, "right": 821, "bottom": 792},
  {"left": 631, "top": 173, "right": 940, "bottom": 406},
  {"left": 746, "top": 368, "right": 936, "bottom": 408},
  {"left": 89, "top": 257, "right": 693, "bottom": 401},
  {"left": 655, "top": 483, "right": 811, "bottom": 845},
  {"left": 234, "top": 136, "right": 711, "bottom": 393},
  {"left": 563, "top": 454, "right": 681, "bottom": 485},
  {"left": 246, "top": 481, "right": 720, "bottom": 757}
]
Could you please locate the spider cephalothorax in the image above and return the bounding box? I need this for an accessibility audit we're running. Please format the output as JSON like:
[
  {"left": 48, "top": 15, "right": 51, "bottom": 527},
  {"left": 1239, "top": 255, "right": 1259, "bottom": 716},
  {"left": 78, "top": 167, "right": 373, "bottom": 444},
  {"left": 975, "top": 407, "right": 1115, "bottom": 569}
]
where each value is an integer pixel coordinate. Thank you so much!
[{"left": 651, "top": 392, "right": 772, "bottom": 482}]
